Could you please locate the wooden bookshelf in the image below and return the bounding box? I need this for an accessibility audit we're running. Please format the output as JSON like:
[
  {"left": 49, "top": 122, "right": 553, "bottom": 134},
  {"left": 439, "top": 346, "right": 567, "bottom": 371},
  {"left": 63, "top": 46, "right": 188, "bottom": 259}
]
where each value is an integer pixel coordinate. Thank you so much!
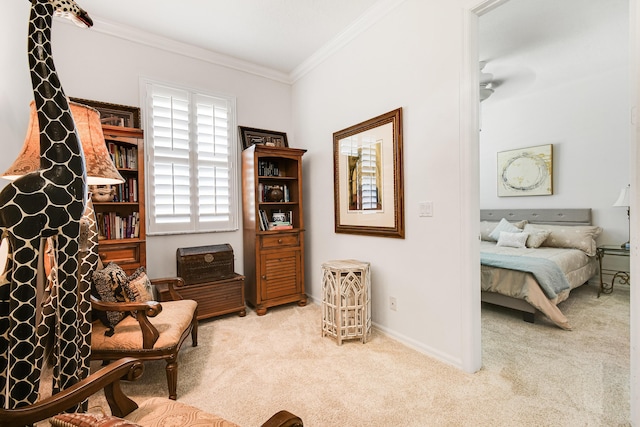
[
  {"left": 242, "top": 145, "right": 307, "bottom": 315},
  {"left": 94, "top": 125, "right": 146, "bottom": 275}
]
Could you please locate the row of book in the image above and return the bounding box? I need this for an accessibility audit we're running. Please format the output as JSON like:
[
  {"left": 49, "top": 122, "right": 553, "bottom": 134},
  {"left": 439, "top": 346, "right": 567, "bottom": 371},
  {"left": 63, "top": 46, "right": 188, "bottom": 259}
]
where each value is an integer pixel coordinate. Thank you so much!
[
  {"left": 108, "top": 142, "right": 138, "bottom": 169},
  {"left": 96, "top": 211, "right": 140, "bottom": 240},
  {"left": 112, "top": 177, "right": 138, "bottom": 203},
  {"left": 258, "top": 160, "right": 280, "bottom": 177},
  {"left": 258, "top": 209, "right": 293, "bottom": 231}
]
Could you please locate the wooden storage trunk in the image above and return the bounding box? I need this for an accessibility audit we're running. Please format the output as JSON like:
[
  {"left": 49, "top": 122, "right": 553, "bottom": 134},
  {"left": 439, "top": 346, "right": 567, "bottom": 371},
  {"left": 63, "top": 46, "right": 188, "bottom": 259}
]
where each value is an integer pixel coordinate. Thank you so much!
[
  {"left": 158, "top": 274, "right": 246, "bottom": 320},
  {"left": 177, "top": 244, "right": 236, "bottom": 285},
  {"left": 169, "top": 244, "right": 246, "bottom": 320}
]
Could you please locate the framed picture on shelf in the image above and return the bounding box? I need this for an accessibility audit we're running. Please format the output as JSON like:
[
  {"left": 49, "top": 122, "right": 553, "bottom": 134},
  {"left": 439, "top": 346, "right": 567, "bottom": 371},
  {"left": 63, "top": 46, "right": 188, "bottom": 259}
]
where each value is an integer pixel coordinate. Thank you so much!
[
  {"left": 70, "top": 97, "right": 141, "bottom": 128},
  {"left": 238, "top": 126, "right": 288, "bottom": 150}
]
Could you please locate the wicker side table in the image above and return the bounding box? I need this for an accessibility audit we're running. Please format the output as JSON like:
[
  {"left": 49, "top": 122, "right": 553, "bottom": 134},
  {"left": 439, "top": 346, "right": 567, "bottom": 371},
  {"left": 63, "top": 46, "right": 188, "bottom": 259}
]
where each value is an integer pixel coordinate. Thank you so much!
[{"left": 321, "top": 259, "right": 371, "bottom": 345}]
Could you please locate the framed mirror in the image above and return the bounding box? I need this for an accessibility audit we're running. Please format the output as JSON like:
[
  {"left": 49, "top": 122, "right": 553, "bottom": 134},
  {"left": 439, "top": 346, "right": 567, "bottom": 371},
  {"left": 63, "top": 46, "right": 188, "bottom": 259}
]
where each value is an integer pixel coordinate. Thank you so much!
[{"left": 333, "top": 108, "right": 404, "bottom": 238}]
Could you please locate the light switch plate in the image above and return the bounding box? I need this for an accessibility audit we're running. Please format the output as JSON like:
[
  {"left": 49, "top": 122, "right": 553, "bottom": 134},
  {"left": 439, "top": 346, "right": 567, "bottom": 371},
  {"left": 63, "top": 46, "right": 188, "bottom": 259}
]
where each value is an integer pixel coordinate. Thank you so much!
[{"left": 419, "top": 201, "right": 433, "bottom": 217}]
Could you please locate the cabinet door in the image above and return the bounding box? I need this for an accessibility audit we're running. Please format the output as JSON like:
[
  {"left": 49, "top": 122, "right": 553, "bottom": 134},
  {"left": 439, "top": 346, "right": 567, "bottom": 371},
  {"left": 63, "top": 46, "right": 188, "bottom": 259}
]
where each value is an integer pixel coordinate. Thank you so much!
[{"left": 260, "top": 249, "right": 302, "bottom": 300}]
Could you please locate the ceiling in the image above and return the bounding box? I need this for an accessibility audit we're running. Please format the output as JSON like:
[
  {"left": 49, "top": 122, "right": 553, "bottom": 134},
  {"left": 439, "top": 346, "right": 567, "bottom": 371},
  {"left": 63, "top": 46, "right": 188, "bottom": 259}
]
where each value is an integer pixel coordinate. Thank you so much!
[
  {"left": 75, "top": 0, "right": 628, "bottom": 88},
  {"left": 479, "top": 0, "right": 629, "bottom": 101},
  {"left": 80, "top": 0, "right": 380, "bottom": 76}
]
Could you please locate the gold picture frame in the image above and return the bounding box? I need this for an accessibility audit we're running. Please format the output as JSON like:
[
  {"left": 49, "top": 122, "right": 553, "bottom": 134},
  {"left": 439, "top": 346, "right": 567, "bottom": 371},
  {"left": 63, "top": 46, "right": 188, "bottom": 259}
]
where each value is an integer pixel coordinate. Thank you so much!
[
  {"left": 333, "top": 108, "right": 404, "bottom": 238},
  {"left": 497, "top": 144, "right": 553, "bottom": 197}
]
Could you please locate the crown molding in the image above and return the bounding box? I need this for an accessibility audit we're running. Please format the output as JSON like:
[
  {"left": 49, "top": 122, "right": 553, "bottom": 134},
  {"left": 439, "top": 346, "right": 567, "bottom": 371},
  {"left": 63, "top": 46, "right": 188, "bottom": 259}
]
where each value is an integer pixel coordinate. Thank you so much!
[
  {"left": 59, "top": 0, "right": 406, "bottom": 86},
  {"left": 290, "top": 0, "right": 407, "bottom": 82},
  {"left": 64, "top": 17, "right": 292, "bottom": 85},
  {"left": 471, "top": 0, "right": 510, "bottom": 16}
]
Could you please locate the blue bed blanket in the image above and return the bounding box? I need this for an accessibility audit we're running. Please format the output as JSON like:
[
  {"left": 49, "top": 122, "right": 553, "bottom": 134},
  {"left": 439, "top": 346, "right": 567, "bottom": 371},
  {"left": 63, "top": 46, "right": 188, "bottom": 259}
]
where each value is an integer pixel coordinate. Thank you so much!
[{"left": 480, "top": 252, "right": 571, "bottom": 299}]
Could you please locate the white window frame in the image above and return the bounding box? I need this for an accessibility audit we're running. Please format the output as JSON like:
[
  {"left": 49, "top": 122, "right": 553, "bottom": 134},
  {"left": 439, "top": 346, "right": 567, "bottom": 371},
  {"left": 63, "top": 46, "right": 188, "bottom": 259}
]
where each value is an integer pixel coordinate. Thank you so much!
[{"left": 141, "top": 78, "right": 238, "bottom": 235}]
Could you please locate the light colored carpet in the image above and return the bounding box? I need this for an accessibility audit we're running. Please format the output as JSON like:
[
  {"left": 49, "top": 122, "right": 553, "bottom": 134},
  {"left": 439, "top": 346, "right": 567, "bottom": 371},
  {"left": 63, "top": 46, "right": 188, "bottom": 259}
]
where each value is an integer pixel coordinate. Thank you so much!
[{"left": 81, "top": 281, "right": 629, "bottom": 426}]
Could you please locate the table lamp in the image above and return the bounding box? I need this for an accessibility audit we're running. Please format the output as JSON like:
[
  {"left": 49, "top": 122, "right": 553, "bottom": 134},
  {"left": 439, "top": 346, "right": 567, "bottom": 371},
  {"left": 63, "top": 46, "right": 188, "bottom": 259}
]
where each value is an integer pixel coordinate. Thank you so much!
[
  {"left": 3, "top": 100, "right": 124, "bottom": 188},
  {"left": 2, "top": 99, "right": 124, "bottom": 278},
  {"left": 613, "top": 185, "right": 630, "bottom": 249}
]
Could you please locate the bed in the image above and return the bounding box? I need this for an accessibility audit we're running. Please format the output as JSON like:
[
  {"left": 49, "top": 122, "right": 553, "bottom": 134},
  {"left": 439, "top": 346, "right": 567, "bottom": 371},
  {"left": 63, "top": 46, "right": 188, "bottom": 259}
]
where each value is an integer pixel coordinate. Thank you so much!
[{"left": 480, "top": 208, "right": 601, "bottom": 330}]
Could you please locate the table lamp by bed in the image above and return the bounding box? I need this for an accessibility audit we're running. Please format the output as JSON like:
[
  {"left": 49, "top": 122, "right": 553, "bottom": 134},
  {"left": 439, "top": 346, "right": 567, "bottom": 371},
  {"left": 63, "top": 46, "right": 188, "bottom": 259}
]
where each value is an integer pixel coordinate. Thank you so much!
[{"left": 613, "top": 185, "right": 630, "bottom": 249}]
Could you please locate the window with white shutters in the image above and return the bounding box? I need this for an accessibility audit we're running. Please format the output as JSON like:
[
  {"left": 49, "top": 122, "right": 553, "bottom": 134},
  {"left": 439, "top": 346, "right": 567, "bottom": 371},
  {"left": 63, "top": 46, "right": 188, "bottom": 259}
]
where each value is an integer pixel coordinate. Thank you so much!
[
  {"left": 339, "top": 135, "right": 381, "bottom": 212},
  {"left": 142, "top": 80, "right": 238, "bottom": 234}
]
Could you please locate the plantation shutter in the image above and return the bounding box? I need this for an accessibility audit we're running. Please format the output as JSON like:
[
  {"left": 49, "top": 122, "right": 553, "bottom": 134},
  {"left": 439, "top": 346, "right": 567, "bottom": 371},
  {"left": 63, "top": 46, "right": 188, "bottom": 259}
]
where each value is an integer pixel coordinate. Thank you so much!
[
  {"left": 195, "top": 94, "right": 232, "bottom": 224},
  {"left": 145, "top": 81, "right": 237, "bottom": 234}
]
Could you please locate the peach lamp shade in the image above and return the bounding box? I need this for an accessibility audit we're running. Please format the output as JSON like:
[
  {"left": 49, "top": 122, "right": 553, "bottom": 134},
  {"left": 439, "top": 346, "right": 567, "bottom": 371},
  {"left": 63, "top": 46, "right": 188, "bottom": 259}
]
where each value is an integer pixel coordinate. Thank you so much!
[{"left": 2, "top": 100, "right": 124, "bottom": 185}]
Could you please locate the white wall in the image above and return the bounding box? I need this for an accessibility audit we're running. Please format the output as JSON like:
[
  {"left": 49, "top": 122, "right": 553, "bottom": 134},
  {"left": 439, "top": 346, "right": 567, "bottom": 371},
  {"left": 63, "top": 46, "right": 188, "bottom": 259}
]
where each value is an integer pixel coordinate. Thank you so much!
[
  {"left": 0, "top": 3, "right": 32, "bottom": 177},
  {"left": 0, "top": 2, "right": 293, "bottom": 278},
  {"left": 292, "top": 0, "right": 480, "bottom": 368}
]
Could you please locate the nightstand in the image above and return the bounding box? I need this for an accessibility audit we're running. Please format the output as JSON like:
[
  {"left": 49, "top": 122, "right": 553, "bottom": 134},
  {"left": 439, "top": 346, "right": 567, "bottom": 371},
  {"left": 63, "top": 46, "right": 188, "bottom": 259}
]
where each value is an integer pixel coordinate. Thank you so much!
[{"left": 596, "top": 245, "right": 630, "bottom": 297}]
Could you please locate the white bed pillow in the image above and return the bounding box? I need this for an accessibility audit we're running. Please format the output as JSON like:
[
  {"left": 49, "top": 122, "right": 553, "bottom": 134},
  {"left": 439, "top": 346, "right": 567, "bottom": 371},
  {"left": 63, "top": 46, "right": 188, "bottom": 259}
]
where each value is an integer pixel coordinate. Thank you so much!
[
  {"left": 488, "top": 218, "right": 525, "bottom": 241},
  {"left": 525, "top": 230, "right": 551, "bottom": 248},
  {"left": 496, "top": 231, "right": 529, "bottom": 248},
  {"left": 523, "top": 223, "right": 602, "bottom": 256},
  {"left": 480, "top": 219, "right": 527, "bottom": 241}
]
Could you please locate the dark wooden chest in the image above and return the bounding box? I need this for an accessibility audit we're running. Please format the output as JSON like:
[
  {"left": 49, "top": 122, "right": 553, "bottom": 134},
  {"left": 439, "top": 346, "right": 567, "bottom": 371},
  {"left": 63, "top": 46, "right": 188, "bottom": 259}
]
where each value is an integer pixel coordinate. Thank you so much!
[
  {"left": 177, "top": 244, "right": 236, "bottom": 285},
  {"left": 172, "top": 244, "right": 246, "bottom": 320}
]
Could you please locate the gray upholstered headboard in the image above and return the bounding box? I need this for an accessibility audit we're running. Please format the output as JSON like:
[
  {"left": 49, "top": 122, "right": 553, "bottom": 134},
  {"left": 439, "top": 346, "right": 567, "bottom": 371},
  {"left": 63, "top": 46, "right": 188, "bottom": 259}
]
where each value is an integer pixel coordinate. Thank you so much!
[{"left": 480, "top": 208, "right": 592, "bottom": 226}]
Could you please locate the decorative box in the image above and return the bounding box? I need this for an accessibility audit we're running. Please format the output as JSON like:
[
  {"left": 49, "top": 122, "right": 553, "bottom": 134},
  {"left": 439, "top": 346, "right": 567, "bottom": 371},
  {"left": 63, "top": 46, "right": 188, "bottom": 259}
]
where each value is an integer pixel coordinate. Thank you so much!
[{"left": 176, "top": 244, "right": 236, "bottom": 285}]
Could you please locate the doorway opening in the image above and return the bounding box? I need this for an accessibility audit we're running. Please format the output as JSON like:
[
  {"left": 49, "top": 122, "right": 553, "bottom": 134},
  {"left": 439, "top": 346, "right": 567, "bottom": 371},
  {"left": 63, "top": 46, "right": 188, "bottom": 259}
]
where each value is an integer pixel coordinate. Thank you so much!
[{"left": 463, "top": 0, "right": 639, "bottom": 420}]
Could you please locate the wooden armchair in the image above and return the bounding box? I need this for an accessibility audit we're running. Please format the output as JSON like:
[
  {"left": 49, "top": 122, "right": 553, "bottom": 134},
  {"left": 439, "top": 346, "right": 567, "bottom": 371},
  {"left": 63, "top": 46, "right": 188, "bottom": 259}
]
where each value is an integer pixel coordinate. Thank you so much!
[
  {"left": 90, "top": 277, "right": 198, "bottom": 400},
  {"left": 1, "top": 358, "right": 303, "bottom": 427}
]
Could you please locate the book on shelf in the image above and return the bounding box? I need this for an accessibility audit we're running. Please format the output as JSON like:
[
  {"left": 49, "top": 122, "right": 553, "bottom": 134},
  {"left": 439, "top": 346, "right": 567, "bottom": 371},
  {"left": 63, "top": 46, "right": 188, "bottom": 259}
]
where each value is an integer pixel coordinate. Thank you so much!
[
  {"left": 268, "top": 222, "right": 293, "bottom": 230},
  {"left": 128, "top": 177, "right": 137, "bottom": 202},
  {"left": 258, "top": 160, "right": 280, "bottom": 176},
  {"left": 107, "top": 142, "right": 138, "bottom": 169},
  {"left": 258, "top": 209, "right": 269, "bottom": 231},
  {"left": 112, "top": 177, "right": 138, "bottom": 202},
  {"left": 258, "top": 208, "right": 296, "bottom": 231},
  {"left": 96, "top": 211, "right": 140, "bottom": 239}
]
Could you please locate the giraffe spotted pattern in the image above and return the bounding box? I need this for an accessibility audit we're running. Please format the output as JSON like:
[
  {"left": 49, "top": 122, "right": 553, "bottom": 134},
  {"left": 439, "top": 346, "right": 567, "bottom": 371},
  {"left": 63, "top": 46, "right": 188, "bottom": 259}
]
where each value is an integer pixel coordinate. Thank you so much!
[{"left": 0, "top": 0, "right": 93, "bottom": 410}]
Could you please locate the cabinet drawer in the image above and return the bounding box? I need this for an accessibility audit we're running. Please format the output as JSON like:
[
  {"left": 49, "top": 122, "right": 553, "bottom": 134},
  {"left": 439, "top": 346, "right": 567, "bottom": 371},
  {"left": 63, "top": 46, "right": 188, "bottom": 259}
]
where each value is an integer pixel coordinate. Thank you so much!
[
  {"left": 260, "top": 233, "right": 299, "bottom": 249},
  {"left": 98, "top": 242, "right": 141, "bottom": 270}
]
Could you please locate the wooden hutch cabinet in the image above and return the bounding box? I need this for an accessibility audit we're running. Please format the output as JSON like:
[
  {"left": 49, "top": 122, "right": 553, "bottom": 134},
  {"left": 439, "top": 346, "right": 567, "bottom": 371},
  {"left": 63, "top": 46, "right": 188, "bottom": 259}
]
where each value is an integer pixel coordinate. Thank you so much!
[
  {"left": 94, "top": 125, "right": 146, "bottom": 275},
  {"left": 242, "top": 145, "right": 307, "bottom": 315}
]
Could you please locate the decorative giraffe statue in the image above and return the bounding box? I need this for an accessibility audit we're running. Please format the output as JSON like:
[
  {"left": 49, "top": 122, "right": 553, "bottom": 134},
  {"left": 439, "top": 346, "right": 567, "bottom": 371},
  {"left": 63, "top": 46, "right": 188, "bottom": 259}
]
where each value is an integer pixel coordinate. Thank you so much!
[{"left": 0, "top": 0, "right": 93, "bottom": 409}]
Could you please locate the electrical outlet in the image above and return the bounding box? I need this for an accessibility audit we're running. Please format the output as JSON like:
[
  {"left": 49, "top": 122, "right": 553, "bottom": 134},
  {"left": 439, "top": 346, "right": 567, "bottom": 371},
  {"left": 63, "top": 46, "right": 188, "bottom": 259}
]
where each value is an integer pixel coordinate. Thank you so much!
[{"left": 389, "top": 296, "right": 397, "bottom": 311}]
